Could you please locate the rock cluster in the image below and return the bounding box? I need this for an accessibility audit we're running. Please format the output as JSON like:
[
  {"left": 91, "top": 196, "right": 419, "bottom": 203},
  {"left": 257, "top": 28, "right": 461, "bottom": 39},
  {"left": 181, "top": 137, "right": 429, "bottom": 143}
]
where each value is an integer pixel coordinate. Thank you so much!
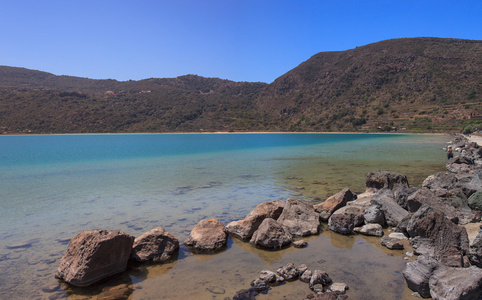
[{"left": 235, "top": 263, "right": 347, "bottom": 299}]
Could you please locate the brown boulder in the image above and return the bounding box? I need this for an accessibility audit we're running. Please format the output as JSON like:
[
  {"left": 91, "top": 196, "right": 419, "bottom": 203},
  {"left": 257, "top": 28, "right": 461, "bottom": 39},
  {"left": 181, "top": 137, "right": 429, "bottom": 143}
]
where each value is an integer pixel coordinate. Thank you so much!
[
  {"left": 250, "top": 218, "right": 292, "bottom": 249},
  {"left": 226, "top": 200, "right": 285, "bottom": 240},
  {"left": 365, "top": 170, "right": 409, "bottom": 190},
  {"left": 184, "top": 218, "right": 228, "bottom": 253},
  {"left": 278, "top": 198, "right": 320, "bottom": 236},
  {"left": 314, "top": 188, "right": 355, "bottom": 221},
  {"left": 131, "top": 227, "right": 179, "bottom": 263},
  {"left": 55, "top": 230, "right": 135, "bottom": 287}
]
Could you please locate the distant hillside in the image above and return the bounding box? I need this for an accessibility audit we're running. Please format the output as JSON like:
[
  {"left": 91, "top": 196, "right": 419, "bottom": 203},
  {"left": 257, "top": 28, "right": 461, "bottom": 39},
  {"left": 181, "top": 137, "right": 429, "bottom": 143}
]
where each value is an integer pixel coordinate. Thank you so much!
[
  {"left": 256, "top": 37, "right": 482, "bottom": 132},
  {"left": 0, "top": 37, "right": 480, "bottom": 134}
]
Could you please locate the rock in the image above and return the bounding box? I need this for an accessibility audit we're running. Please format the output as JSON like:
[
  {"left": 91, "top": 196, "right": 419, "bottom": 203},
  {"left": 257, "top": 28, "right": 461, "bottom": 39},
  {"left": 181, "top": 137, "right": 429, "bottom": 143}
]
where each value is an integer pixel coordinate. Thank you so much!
[
  {"left": 184, "top": 218, "right": 228, "bottom": 253},
  {"left": 226, "top": 200, "right": 285, "bottom": 240},
  {"left": 389, "top": 232, "right": 407, "bottom": 239},
  {"left": 314, "top": 188, "right": 355, "bottom": 221},
  {"left": 469, "top": 226, "right": 482, "bottom": 267},
  {"left": 296, "top": 264, "right": 309, "bottom": 274},
  {"left": 97, "top": 283, "right": 134, "bottom": 300},
  {"left": 381, "top": 236, "right": 404, "bottom": 250},
  {"left": 353, "top": 223, "right": 383, "bottom": 237},
  {"left": 55, "top": 230, "right": 135, "bottom": 287},
  {"left": 394, "top": 186, "right": 419, "bottom": 209},
  {"left": 304, "top": 292, "right": 348, "bottom": 300},
  {"left": 329, "top": 282, "right": 348, "bottom": 294},
  {"left": 250, "top": 278, "right": 268, "bottom": 292},
  {"left": 422, "top": 172, "right": 458, "bottom": 191},
  {"left": 438, "top": 244, "right": 466, "bottom": 267},
  {"left": 276, "top": 262, "right": 300, "bottom": 281},
  {"left": 309, "top": 270, "right": 332, "bottom": 289},
  {"left": 365, "top": 170, "right": 410, "bottom": 190},
  {"left": 402, "top": 255, "right": 441, "bottom": 298},
  {"left": 469, "top": 190, "right": 482, "bottom": 211},
  {"left": 233, "top": 288, "right": 258, "bottom": 300},
  {"left": 293, "top": 240, "right": 308, "bottom": 248},
  {"left": 363, "top": 205, "right": 386, "bottom": 226},
  {"left": 131, "top": 227, "right": 179, "bottom": 263},
  {"left": 328, "top": 205, "right": 365, "bottom": 235},
  {"left": 258, "top": 270, "right": 285, "bottom": 285},
  {"left": 446, "top": 156, "right": 475, "bottom": 173},
  {"left": 407, "top": 205, "right": 469, "bottom": 264},
  {"left": 249, "top": 218, "right": 292, "bottom": 249},
  {"left": 277, "top": 198, "right": 320, "bottom": 236},
  {"left": 300, "top": 269, "right": 312, "bottom": 282},
  {"left": 371, "top": 189, "right": 409, "bottom": 227},
  {"left": 406, "top": 188, "right": 464, "bottom": 223},
  {"left": 429, "top": 265, "right": 482, "bottom": 300}
]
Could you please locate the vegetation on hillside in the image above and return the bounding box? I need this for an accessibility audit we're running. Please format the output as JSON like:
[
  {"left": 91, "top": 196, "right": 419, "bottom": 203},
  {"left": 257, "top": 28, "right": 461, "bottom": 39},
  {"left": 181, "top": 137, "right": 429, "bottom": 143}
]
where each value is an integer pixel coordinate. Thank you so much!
[{"left": 0, "top": 37, "right": 480, "bottom": 134}]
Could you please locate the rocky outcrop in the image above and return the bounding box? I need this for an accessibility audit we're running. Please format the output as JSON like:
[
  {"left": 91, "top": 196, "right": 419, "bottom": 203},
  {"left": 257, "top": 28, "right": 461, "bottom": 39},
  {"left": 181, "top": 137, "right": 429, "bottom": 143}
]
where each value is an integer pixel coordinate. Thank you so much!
[
  {"left": 277, "top": 198, "right": 320, "bottom": 236},
  {"left": 407, "top": 205, "right": 469, "bottom": 264},
  {"left": 429, "top": 265, "right": 482, "bottom": 300},
  {"left": 328, "top": 206, "right": 365, "bottom": 235},
  {"left": 250, "top": 218, "right": 292, "bottom": 249},
  {"left": 371, "top": 189, "right": 409, "bottom": 227},
  {"left": 184, "top": 218, "right": 228, "bottom": 253},
  {"left": 469, "top": 226, "right": 482, "bottom": 268},
  {"left": 130, "top": 227, "right": 179, "bottom": 263},
  {"left": 314, "top": 188, "right": 355, "bottom": 221},
  {"left": 55, "top": 230, "right": 135, "bottom": 287},
  {"left": 403, "top": 255, "right": 441, "bottom": 298},
  {"left": 226, "top": 200, "right": 285, "bottom": 240}
]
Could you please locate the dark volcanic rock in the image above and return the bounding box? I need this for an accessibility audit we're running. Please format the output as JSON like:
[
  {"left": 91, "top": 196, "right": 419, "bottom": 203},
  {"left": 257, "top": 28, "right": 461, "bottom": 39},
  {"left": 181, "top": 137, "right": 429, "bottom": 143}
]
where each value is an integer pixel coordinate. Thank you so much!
[
  {"left": 314, "top": 188, "right": 355, "bottom": 221},
  {"left": 403, "top": 255, "right": 441, "bottom": 298},
  {"left": 407, "top": 205, "right": 469, "bottom": 264},
  {"left": 469, "top": 190, "right": 482, "bottom": 210},
  {"left": 233, "top": 288, "right": 258, "bottom": 300},
  {"left": 226, "top": 200, "right": 285, "bottom": 240},
  {"left": 365, "top": 170, "right": 409, "bottom": 190},
  {"left": 250, "top": 218, "right": 292, "bottom": 249},
  {"left": 469, "top": 226, "right": 482, "bottom": 268},
  {"left": 328, "top": 205, "right": 365, "bottom": 235},
  {"left": 429, "top": 265, "right": 482, "bottom": 300},
  {"left": 55, "top": 230, "right": 135, "bottom": 287},
  {"left": 131, "top": 227, "right": 179, "bottom": 263},
  {"left": 184, "top": 218, "right": 228, "bottom": 253},
  {"left": 371, "top": 189, "right": 409, "bottom": 227},
  {"left": 277, "top": 198, "right": 320, "bottom": 236}
]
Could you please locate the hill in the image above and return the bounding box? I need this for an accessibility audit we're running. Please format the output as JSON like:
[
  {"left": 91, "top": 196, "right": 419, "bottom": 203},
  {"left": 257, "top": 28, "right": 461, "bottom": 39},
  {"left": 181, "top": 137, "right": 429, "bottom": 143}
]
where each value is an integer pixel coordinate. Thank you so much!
[{"left": 0, "top": 37, "right": 480, "bottom": 134}]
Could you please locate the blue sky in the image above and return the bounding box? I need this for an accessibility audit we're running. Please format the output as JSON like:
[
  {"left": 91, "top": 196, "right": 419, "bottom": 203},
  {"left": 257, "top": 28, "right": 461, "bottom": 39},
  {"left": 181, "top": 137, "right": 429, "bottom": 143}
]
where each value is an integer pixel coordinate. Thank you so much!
[{"left": 0, "top": 1, "right": 480, "bottom": 83}]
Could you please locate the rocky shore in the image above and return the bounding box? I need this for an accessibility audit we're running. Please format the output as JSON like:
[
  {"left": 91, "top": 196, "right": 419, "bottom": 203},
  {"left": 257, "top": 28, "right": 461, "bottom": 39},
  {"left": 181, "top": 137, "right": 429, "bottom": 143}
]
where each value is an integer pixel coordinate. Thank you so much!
[{"left": 53, "top": 134, "right": 482, "bottom": 299}]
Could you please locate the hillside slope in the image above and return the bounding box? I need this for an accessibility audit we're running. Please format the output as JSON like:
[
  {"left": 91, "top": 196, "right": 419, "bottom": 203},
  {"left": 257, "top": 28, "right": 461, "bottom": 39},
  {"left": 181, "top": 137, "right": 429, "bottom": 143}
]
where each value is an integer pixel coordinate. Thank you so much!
[{"left": 0, "top": 37, "right": 480, "bottom": 134}]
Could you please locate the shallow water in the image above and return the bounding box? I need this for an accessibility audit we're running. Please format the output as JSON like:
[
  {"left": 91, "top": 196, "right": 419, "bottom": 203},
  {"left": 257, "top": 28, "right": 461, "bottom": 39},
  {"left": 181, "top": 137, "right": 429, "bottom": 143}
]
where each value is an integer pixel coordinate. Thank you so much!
[{"left": 0, "top": 133, "right": 449, "bottom": 299}]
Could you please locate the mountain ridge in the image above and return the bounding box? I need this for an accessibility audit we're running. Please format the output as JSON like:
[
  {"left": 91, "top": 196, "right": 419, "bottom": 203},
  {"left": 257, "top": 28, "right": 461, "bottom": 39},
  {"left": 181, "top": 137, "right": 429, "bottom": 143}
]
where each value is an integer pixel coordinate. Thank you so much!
[{"left": 0, "top": 37, "right": 480, "bottom": 134}]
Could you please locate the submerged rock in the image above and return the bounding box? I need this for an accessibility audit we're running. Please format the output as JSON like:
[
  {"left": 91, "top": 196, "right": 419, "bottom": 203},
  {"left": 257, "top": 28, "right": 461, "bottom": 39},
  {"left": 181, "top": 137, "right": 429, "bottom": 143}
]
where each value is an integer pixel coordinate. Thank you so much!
[
  {"left": 55, "top": 230, "right": 135, "bottom": 287},
  {"left": 131, "top": 227, "right": 179, "bottom": 263},
  {"left": 184, "top": 218, "right": 228, "bottom": 253}
]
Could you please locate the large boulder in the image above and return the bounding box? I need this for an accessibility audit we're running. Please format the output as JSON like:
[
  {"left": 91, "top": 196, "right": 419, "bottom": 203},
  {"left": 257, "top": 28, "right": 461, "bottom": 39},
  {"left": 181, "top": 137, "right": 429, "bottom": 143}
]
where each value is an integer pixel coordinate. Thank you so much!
[
  {"left": 55, "top": 230, "right": 135, "bottom": 287},
  {"left": 184, "top": 218, "right": 228, "bottom": 253},
  {"left": 226, "top": 200, "right": 285, "bottom": 240},
  {"left": 446, "top": 156, "right": 475, "bottom": 173},
  {"left": 314, "top": 188, "right": 355, "bottom": 221},
  {"left": 365, "top": 170, "right": 409, "bottom": 190},
  {"left": 130, "top": 227, "right": 179, "bottom": 263},
  {"left": 468, "top": 226, "right": 482, "bottom": 268},
  {"left": 406, "top": 188, "right": 465, "bottom": 223},
  {"left": 393, "top": 186, "right": 419, "bottom": 209},
  {"left": 363, "top": 205, "right": 386, "bottom": 226},
  {"left": 422, "top": 172, "right": 458, "bottom": 191},
  {"left": 402, "top": 255, "right": 441, "bottom": 298},
  {"left": 407, "top": 205, "right": 469, "bottom": 265},
  {"left": 328, "top": 206, "right": 365, "bottom": 235},
  {"left": 277, "top": 198, "right": 320, "bottom": 236},
  {"left": 371, "top": 189, "right": 409, "bottom": 227},
  {"left": 250, "top": 218, "right": 292, "bottom": 249},
  {"left": 429, "top": 266, "right": 482, "bottom": 300}
]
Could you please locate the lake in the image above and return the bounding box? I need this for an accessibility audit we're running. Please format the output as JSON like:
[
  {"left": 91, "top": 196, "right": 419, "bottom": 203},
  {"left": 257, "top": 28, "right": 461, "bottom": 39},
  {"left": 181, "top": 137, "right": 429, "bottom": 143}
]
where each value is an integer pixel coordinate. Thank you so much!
[{"left": 0, "top": 133, "right": 449, "bottom": 299}]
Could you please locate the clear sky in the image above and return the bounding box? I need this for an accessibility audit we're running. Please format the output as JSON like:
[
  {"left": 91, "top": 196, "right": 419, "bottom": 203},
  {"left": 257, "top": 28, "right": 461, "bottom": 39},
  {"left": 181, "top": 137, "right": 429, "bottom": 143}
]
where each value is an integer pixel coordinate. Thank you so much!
[{"left": 0, "top": 0, "right": 480, "bottom": 83}]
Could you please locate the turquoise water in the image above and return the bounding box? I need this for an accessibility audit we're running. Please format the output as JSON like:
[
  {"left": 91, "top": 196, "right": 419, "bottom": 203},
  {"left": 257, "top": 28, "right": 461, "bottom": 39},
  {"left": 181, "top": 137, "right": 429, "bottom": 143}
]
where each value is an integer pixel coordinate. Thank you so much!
[{"left": 0, "top": 133, "right": 449, "bottom": 299}]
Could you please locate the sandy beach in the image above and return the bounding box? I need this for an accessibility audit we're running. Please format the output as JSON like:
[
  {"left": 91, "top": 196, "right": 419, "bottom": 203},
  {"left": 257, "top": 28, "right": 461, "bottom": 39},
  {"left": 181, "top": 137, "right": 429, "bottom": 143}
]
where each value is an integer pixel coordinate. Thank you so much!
[{"left": 468, "top": 134, "right": 482, "bottom": 145}]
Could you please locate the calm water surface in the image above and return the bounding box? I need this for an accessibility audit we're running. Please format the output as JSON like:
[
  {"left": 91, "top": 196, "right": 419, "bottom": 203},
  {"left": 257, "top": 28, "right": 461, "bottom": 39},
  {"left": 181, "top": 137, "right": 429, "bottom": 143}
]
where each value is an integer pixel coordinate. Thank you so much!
[{"left": 0, "top": 133, "right": 449, "bottom": 299}]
